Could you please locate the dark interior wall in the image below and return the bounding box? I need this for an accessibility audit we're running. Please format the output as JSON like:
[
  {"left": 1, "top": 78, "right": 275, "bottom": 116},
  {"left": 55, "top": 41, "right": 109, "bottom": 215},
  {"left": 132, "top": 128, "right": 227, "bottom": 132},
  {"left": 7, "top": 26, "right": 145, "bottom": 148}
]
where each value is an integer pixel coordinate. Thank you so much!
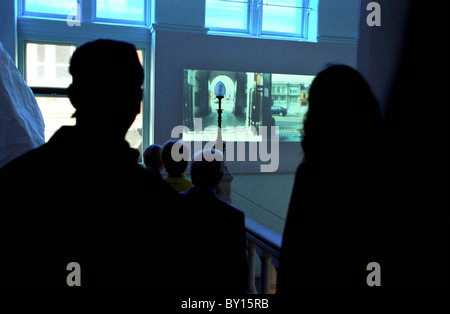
[
  {"left": 359, "top": 1, "right": 448, "bottom": 292},
  {"left": 357, "top": 0, "right": 412, "bottom": 117}
]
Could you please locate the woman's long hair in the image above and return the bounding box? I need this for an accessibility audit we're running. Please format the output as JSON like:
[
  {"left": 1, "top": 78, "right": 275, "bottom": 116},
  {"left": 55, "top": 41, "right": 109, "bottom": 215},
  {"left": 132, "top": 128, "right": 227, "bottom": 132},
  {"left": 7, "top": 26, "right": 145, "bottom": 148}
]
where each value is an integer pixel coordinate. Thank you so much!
[{"left": 302, "top": 65, "right": 382, "bottom": 165}]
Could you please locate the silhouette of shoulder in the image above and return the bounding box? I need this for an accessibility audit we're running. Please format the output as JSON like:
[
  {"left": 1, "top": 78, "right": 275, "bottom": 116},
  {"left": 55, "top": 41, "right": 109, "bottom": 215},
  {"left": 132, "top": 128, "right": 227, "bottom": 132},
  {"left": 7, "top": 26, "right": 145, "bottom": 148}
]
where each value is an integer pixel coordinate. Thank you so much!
[
  {"left": 0, "top": 126, "right": 179, "bottom": 293},
  {"left": 178, "top": 186, "right": 247, "bottom": 294}
]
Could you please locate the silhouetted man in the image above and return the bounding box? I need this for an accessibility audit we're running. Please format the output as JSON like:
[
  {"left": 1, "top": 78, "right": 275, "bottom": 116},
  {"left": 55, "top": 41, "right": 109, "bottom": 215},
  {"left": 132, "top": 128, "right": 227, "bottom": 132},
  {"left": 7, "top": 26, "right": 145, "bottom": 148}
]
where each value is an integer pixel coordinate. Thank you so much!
[
  {"left": 0, "top": 39, "right": 178, "bottom": 293},
  {"left": 179, "top": 148, "right": 247, "bottom": 294}
]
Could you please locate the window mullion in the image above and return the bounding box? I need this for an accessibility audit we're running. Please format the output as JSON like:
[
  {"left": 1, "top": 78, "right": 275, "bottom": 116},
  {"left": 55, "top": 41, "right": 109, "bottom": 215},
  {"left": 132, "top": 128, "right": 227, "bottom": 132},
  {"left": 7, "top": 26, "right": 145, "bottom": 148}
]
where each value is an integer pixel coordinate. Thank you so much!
[
  {"left": 256, "top": 0, "right": 263, "bottom": 36},
  {"left": 296, "top": 0, "right": 304, "bottom": 36},
  {"left": 248, "top": 0, "right": 261, "bottom": 36},
  {"left": 301, "top": 0, "right": 308, "bottom": 39},
  {"left": 80, "top": 0, "right": 94, "bottom": 23}
]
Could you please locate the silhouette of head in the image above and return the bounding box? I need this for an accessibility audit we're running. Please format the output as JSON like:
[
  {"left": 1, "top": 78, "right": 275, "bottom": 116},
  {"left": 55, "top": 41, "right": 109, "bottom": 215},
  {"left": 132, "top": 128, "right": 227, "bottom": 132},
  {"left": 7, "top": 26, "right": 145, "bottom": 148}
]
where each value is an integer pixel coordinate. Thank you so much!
[
  {"left": 143, "top": 144, "right": 163, "bottom": 171},
  {"left": 302, "top": 65, "right": 381, "bottom": 162},
  {"left": 190, "top": 149, "right": 224, "bottom": 189},
  {"left": 161, "top": 140, "right": 190, "bottom": 177},
  {"left": 68, "top": 39, "right": 144, "bottom": 138}
]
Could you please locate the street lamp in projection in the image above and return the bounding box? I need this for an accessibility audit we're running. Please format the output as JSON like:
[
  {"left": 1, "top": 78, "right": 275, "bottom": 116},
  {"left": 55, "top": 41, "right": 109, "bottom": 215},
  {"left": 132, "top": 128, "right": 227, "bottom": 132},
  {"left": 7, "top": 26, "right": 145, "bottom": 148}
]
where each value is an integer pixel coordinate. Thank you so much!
[
  {"left": 213, "top": 81, "right": 233, "bottom": 203},
  {"left": 214, "top": 81, "right": 226, "bottom": 145}
]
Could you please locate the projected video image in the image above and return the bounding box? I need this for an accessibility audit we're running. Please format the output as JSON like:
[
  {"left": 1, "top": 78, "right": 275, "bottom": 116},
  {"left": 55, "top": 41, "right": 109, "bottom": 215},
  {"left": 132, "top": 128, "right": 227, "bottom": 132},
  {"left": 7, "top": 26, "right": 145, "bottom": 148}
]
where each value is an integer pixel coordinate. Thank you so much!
[{"left": 183, "top": 69, "right": 314, "bottom": 142}]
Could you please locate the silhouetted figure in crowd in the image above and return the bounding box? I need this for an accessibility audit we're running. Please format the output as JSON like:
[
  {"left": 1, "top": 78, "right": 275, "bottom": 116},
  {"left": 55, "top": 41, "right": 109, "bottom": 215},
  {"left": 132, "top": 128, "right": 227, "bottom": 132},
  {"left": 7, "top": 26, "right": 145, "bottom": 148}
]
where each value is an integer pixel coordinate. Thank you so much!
[
  {"left": 178, "top": 148, "right": 247, "bottom": 294},
  {"left": 0, "top": 39, "right": 179, "bottom": 293},
  {"left": 143, "top": 144, "right": 163, "bottom": 180},
  {"left": 161, "top": 139, "right": 193, "bottom": 192},
  {"left": 277, "top": 65, "right": 384, "bottom": 293}
]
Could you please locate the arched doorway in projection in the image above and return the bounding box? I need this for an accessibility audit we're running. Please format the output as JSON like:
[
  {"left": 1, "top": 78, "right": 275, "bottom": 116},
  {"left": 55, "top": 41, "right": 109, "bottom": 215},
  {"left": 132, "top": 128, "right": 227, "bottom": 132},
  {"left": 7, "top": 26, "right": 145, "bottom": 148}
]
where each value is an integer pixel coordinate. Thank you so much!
[{"left": 210, "top": 75, "right": 235, "bottom": 112}]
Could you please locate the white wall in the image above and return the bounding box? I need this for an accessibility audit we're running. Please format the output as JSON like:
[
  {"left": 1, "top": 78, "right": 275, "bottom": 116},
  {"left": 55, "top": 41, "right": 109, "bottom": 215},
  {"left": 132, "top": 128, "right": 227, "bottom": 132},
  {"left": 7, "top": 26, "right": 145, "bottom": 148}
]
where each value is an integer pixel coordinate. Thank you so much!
[
  {"left": 150, "top": 0, "right": 362, "bottom": 232},
  {"left": 152, "top": 30, "right": 358, "bottom": 174},
  {"left": 231, "top": 173, "right": 295, "bottom": 235},
  {"left": 151, "top": 0, "right": 360, "bottom": 174}
]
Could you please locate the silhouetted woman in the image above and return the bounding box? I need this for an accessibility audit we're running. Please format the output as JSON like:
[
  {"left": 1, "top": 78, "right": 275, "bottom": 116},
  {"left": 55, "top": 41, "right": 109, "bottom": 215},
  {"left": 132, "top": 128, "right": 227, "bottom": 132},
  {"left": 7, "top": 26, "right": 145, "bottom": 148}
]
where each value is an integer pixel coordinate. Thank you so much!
[{"left": 277, "top": 65, "right": 384, "bottom": 294}]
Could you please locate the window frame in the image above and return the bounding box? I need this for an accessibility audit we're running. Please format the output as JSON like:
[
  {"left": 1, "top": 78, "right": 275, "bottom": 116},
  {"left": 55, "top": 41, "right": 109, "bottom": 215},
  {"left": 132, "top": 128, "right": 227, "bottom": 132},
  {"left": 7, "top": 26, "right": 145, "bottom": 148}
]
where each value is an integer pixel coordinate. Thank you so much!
[
  {"left": 205, "top": 0, "right": 250, "bottom": 34},
  {"left": 17, "top": 0, "right": 153, "bottom": 151},
  {"left": 23, "top": 40, "right": 78, "bottom": 92},
  {"left": 21, "top": 0, "right": 81, "bottom": 21},
  {"left": 93, "top": 0, "right": 150, "bottom": 27},
  {"left": 259, "top": 0, "right": 306, "bottom": 38},
  {"left": 205, "top": 0, "right": 316, "bottom": 41}
]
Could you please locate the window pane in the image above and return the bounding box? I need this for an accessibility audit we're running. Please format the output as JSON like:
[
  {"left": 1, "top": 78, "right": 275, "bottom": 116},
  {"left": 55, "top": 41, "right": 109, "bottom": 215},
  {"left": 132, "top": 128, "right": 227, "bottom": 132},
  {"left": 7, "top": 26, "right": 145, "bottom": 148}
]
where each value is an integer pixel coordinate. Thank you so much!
[
  {"left": 205, "top": 0, "right": 248, "bottom": 30},
  {"left": 136, "top": 49, "right": 144, "bottom": 65},
  {"left": 96, "top": 0, "right": 145, "bottom": 22},
  {"left": 262, "top": 0, "right": 302, "bottom": 34},
  {"left": 126, "top": 109, "right": 142, "bottom": 151},
  {"left": 26, "top": 43, "right": 76, "bottom": 88},
  {"left": 36, "top": 97, "right": 143, "bottom": 151},
  {"left": 24, "top": 0, "right": 77, "bottom": 15},
  {"left": 126, "top": 49, "right": 144, "bottom": 153},
  {"left": 36, "top": 97, "right": 76, "bottom": 142}
]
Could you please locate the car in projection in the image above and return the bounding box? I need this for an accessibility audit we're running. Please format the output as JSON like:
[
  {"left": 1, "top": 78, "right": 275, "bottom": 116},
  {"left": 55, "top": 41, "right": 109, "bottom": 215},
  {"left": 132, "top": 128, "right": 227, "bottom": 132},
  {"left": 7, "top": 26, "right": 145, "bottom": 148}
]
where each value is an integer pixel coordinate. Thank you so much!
[{"left": 271, "top": 105, "right": 287, "bottom": 116}]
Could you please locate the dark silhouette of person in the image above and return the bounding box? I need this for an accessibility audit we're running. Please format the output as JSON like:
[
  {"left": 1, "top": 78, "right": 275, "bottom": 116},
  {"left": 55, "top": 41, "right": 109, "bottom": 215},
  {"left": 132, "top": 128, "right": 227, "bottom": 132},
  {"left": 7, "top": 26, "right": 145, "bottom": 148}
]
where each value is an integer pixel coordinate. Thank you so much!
[
  {"left": 161, "top": 139, "right": 192, "bottom": 192},
  {"left": 381, "top": 1, "right": 448, "bottom": 293},
  {"left": 143, "top": 144, "right": 163, "bottom": 180},
  {"left": 0, "top": 39, "right": 179, "bottom": 293},
  {"left": 277, "top": 65, "right": 385, "bottom": 294},
  {"left": 178, "top": 148, "right": 247, "bottom": 294},
  {"left": 130, "top": 147, "right": 141, "bottom": 163}
]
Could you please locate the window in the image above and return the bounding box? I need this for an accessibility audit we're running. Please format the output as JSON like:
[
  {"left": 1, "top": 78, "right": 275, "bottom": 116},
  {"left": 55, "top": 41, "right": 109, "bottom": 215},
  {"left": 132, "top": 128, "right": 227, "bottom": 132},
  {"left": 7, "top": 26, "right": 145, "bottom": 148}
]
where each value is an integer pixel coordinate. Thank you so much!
[
  {"left": 25, "top": 43, "right": 75, "bottom": 141},
  {"left": 24, "top": 0, "right": 78, "bottom": 17},
  {"left": 205, "top": 0, "right": 248, "bottom": 30},
  {"left": 262, "top": 0, "right": 303, "bottom": 34},
  {"left": 26, "top": 43, "right": 75, "bottom": 88},
  {"left": 205, "top": 0, "right": 318, "bottom": 40},
  {"left": 96, "top": 0, "right": 147, "bottom": 24},
  {"left": 24, "top": 42, "right": 145, "bottom": 150},
  {"left": 23, "top": 0, "right": 147, "bottom": 25},
  {"left": 126, "top": 49, "right": 144, "bottom": 151},
  {"left": 36, "top": 97, "right": 76, "bottom": 142},
  {"left": 18, "top": 0, "right": 151, "bottom": 155}
]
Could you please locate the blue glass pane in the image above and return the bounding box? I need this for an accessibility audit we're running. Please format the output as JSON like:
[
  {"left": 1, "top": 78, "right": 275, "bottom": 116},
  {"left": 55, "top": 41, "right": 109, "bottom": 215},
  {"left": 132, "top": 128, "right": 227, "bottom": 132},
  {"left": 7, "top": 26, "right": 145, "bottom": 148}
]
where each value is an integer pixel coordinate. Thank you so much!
[
  {"left": 262, "top": 0, "right": 302, "bottom": 34},
  {"left": 205, "top": 0, "right": 248, "bottom": 30},
  {"left": 96, "top": 0, "right": 145, "bottom": 22},
  {"left": 25, "top": 0, "right": 77, "bottom": 15}
]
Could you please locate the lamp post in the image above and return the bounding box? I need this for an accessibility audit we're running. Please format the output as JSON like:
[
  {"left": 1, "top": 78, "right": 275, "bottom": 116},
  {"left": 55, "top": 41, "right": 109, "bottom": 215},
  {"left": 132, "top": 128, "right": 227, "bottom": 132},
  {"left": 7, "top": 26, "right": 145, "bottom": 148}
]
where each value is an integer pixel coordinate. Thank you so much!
[
  {"left": 214, "top": 81, "right": 225, "bottom": 148},
  {"left": 213, "top": 81, "right": 233, "bottom": 203}
]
